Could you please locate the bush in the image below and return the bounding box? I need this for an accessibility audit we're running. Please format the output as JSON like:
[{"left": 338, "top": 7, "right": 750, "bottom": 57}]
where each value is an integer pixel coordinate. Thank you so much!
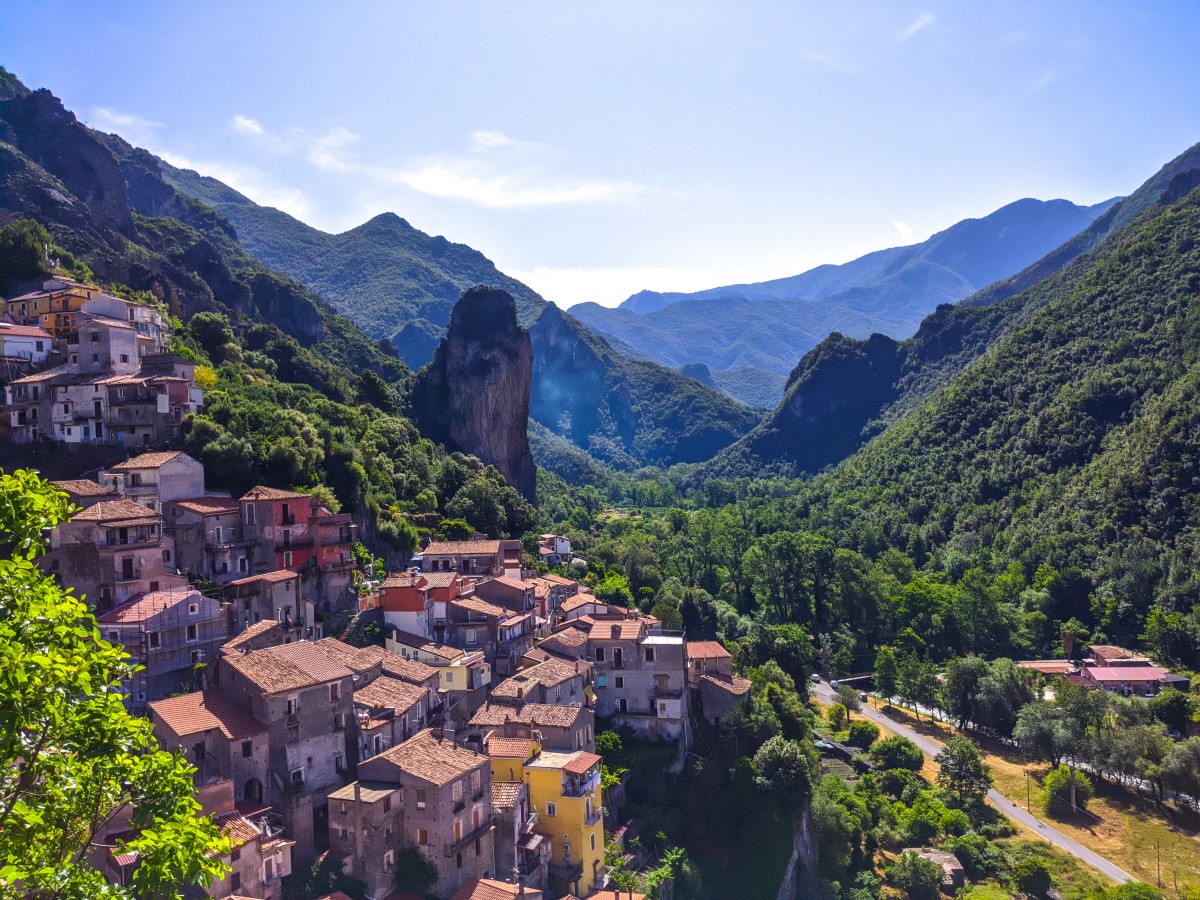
[
  {"left": 1042, "top": 764, "right": 1093, "bottom": 816},
  {"left": 872, "top": 735, "right": 925, "bottom": 771},
  {"left": 1011, "top": 857, "right": 1052, "bottom": 896},
  {"left": 847, "top": 720, "right": 881, "bottom": 749},
  {"left": 827, "top": 702, "right": 849, "bottom": 731},
  {"left": 885, "top": 850, "right": 943, "bottom": 900},
  {"left": 949, "top": 833, "right": 1007, "bottom": 880},
  {"left": 1105, "top": 886, "right": 1164, "bottom": 900}
]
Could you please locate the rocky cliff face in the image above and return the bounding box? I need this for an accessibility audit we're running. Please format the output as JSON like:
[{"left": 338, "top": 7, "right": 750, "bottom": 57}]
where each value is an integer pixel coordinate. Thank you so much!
[{"left": 411, "top": 287, "right": 538, "bottom": 501}]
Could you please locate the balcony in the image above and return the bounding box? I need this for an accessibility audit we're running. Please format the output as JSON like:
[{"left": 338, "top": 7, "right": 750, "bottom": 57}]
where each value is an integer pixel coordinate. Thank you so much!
[
  {"left": 517, "top": 855, "right": 542, "bottom": 877},
  {"left": 472, "top": 789, "right": 485, "bottom": 802},
  {"left": 453, "top": 799, "right": 466, "bottom": 813},
  {"left": 585, "top": 806, "right": 603, "bottom": 826},
  {"left": 286, "top": 709, "right": 300, "bottom": 725},
  {"left": 115, "top": 568, "right": 143, "bottom": 583},
  {"left": 443, "top": 815, "right": 495, "bottom": 856}
]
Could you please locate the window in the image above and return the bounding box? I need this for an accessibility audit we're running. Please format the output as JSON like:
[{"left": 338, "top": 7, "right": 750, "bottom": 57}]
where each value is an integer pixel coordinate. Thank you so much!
[
  {"left": 594, "top": 647, "right": 605, "bottom": 662},
  {"left": 417, "top": 828, "right": 428, "bottom": 845},
  {"left": 383, "top": 794, "right": 392, "bottom": 813},
  {"left": 231, "top": 848, "right": 241, "bottom": 863},
  {"left": 186, "top": 623, "right": 198, "bottom": 642},
  {"left": 214, "top": 526, "right": 223, "bottom": 543},
  {"left": 119, "top": 354, "right": 129, "bottom": 364},
  {"left": 287, "top": 696, "right": 299, "bottom": 715},
  {"left": 191, "top": 650, "right": 203, "bottom": 665},
  {"left": 416, "top": 788, "right": 426, "bottom": 810},
  {"left": 614, "top": 677, "right": 623, "bottom": 689},
  {"left": 465, "top": 628, "right": 477, "bottom": 645},
  {"left": 230, "top": 871, "right": 241, "bottom": 892},
  {"left": 283, "top": 551, "right": 293, "bottom": 567},
  {"left": 545, "top": 801, "right": 557, "bottom": 817},
  {"left": 373, "top": 734, "right": 384, "bottom": 755},
  {"left": 445, "top": 671, "right": 454, "bottom": 683},
  {"left": 456, "top": 851, "right": 463, "bottom": 869},
  {"left": 591, "top": 831, "right": 597, "bottom": 851},
  {"left": 282, "top": 529, "right": 291, "bottom": 546},
  {"left": 470, "top": 771, "right": 480, "bottom": 793},
  {"left": 645, "top": 647, "right": 655, "bottom": 662},
  {"left": 452, "top": 781, "right": 463, "bottom": 802},
  {"left": 90, "top": 332, "right": 99, "bottom": 342},
  {"left": 329, "top": 682, "right": 340, "bottom": 702},
  {"left": 287, "top": 724, "right": 299, "bottom": 742},
  {"left": 91, "top": 353, "right": 99, "bottom": 363},
  {"left": 147, "top": 631, "right": 160, "bottom": 649},
  {"left": 306, "top": 756, "right": 314, "bottom": 768},
  {"left": 475, "top": 838, "right": 481, "bottom": 856},
  {"left": 241, "top": 740, "right": 253, "bottom": 758},
  {"left": 290, "top": 769, "right": 304, "bottom": 784},
  {"left": 384, "top": 849, "right": 394, "bottom": 869},
  {"left": 108, "top": 630, "right": 119, "bottom": 642}
]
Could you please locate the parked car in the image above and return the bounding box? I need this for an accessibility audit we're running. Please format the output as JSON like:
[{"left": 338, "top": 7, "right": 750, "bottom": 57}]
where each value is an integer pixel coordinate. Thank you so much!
[
  {"left": 830, "top": 679, "right": 839, "bottom": 689},
  {"left": 811, "top": 673, "right": 821, "bottom": 684},
  {"left": 860, "top": 692, "right": 868, "bottom": 702}
]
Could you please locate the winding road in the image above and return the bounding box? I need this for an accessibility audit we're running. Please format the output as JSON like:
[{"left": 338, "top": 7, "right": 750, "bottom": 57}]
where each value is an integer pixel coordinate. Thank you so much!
[{"left": 812, "top": 681, "right": 1134, "bottom": 885}]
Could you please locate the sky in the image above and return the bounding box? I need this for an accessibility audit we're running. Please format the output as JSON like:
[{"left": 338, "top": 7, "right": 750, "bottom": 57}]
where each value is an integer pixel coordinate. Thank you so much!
[{"left": 3, "top": 2, "right": 1200, "bottom": 308}]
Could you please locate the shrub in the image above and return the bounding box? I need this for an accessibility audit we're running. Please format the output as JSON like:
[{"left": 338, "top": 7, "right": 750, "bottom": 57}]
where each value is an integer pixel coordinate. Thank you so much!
[
  {"left": 1010, "top": 857, "right": 1053, "bottom": 897},
  {"left": 885, "top": 850, "right": 943, "bottom": 900},
  {"left": 1105, "top": 886, "right": 1164, "bottom": 900},
  {"left": 949, "top": 833, "right": 1007, "bottom": 880},
  {"left": 848, "top": 720, "right": 881, "bottom": 749},
  {"left": 1042, "top": 764, "right": 1093, "bottom": 816},
  {"left": 871, "top": 735, "right": 925, "bottom": 771},
  {"left": 827, "top": 702, "right": 849, "bottom": 731}
]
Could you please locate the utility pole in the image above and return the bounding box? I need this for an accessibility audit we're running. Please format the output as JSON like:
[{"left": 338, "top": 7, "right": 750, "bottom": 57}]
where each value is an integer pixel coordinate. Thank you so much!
[{"left": 1155, "top": 841, "right": 1161, "bottom": 887}]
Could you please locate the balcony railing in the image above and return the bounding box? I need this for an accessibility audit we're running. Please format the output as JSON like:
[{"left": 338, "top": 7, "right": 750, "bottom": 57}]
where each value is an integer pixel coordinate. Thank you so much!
[
  {"left": 115, "top": 568, "right": 143, "bottom": 583},
  {"left": 443, "top": 815, "right": 495, "bottom": 856},
  {"left": 585, "top": 806, "right": 603, "bottom": 826}
]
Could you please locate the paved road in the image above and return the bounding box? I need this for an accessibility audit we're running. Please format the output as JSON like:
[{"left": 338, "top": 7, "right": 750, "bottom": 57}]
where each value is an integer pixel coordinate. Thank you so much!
[{"left": 813, "top": 682, "right": 1134, "bottom": 884}]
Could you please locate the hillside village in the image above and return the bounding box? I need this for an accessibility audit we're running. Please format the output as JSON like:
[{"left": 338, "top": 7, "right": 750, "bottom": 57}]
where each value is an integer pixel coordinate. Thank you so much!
[{"left": 0, "top": 277, "right": 754, "bottom": 900}]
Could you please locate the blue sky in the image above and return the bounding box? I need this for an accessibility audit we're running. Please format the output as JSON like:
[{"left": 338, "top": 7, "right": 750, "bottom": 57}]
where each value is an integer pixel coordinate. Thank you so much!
[{"left": 4, "top": 2, "right": 1199, "bottom": 307}]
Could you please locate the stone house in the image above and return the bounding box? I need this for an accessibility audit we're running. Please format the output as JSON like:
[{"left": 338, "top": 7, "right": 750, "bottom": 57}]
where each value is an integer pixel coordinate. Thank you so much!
[
  {"left": 589, "top": 621, "right": 689, "bottom": 742},
  {"left": 489, "top": 779, "right": 548, "bottom": 892},
  {"left": 0, "top": 321, "right": 51, "bottom": 364},
  {"left": 165, "top": 495, "right": 248, "bottom": 581},
  {"left": 329, "top": 728, "right": 496, "bottom": 900},
  {"left": 50, "top": 477, "right": 121, "bottom": 508},
  {"left": 466, "top": 702, "right": 596, "bottom": 754},
  {"left": 148, "top": 690, "right": 270, "bottom": 798},
  {"left": 221, "top": 569, "right": 321, "bottom": 643},
  {"left": 448, "top": 596, "right": 537, "bottom": 677},
  {"left": 421, "top": 539, "right": 523, "bottom": 578},
  {"left": 96, "top": 587, "right": 228, "bottom": 711},
  {"left": 686, "top": 641, "right": 751, "bottom": 723},
  {"left": 490, "top": 657, "right": 592, "bottom": 708},
  {"left": 101, "top": 449, "right": 206, "bottom": 514},
  {"left": 213, "top": 640, "right": 356, "bottom": 858},
  {"left": 537, "top": 534, "right": 572, "bottom": 567},
  {"left": 474, "top": 576, "right": 538, "bottom": 615},
  {"left": 41, "top": 497, "right": 187, "bottom": 609},
  {"left": 238, "top": 486, "right": 356, "bottom": 606}
]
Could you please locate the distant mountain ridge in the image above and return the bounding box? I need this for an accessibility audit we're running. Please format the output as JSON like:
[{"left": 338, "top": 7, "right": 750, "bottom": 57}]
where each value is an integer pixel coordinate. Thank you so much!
[
  {"left": 697, "top": 141, "right": 1200, "bottom": 483},
  {"left": 572, "top": 197, "right": 1117, "bottom": 405},
  {"left": 159, "top": 164, "right": 546, "bottom": 369}
]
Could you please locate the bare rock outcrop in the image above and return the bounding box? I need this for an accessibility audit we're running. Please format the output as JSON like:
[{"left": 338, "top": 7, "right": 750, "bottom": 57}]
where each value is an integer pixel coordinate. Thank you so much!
[{"left": 411, "top": 286, "right": 537, "bottom": 502}]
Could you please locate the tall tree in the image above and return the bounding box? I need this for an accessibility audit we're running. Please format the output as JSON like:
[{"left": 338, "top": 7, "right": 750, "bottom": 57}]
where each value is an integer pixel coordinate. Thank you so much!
[
  {"left": 0, "top": 470, "right": 229, "bottom": 898},
  {"left": 935, "top": 737, "right": 993, "bottom": 806}
]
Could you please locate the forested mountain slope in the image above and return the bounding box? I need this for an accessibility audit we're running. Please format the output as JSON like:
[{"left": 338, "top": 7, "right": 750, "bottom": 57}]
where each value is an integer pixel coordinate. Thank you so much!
[
  {"left": 702, "top": 142, "right": 1200, "bottom": 481},
  {"left": 573, "top": 197, "right": 1115, "bottom": 404},
  {"left": 161, "top": 162, "right": 545, "bottom": 369},
  {"left": 786, "top": 180, "right": 1200, "bottom": 645}
]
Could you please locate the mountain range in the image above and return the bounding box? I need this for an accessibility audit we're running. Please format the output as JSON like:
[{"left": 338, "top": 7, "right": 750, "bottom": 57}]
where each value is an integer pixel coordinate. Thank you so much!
[{"left": 571, "top": 197, "right": 1117, "bottom": 405}]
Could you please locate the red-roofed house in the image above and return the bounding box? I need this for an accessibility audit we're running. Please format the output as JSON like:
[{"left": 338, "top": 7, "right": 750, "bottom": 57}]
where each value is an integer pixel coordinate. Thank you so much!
[
  {"left": 474, "top": 575, "right": 538, "bottom": 615},
  {"left": 100, "top": 449, "right": 206, "bottom": 514},
  {"left": 221, "top": 569, "right": 320, "bottom": 643},
  {"left": 1081, "top": 664, "right": 1170, "bottom": 696}
]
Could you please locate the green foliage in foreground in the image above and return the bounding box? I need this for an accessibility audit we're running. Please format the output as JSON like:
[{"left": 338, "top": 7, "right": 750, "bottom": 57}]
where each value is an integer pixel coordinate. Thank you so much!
[{"left": 0, "top": 470, "right": 229, "bottom": 898}]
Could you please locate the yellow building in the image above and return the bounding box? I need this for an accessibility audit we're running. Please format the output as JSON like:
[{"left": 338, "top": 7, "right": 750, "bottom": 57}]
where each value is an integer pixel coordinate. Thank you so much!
[
  {"left": 4, "top": 278, "right": 101, "bottom": 341},
  {"left": 486, "top": 734, "right": 604, "bottom": 897}
]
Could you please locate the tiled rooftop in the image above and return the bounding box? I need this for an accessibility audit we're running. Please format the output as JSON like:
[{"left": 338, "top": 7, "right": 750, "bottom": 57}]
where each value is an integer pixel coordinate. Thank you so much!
[
  {"left": 110, "top": 450, "right": 184, "bottom": 470},
  {"left": 485, "top": 737, "right": 535, "bottom": 759},
  {"left": 221, "top": 640, "right": 353, "bottom": 694},
  {"left": 221, "top": 620, "right": 282, "bottom": 653},
  {"left": 149, "top": 689, "right": 264, "bottom": 739},
  {"left": 686, "top": 640, "right": 731, "bottom": 661},
  {"left": 71, "top": 498, "right": 159, "bottom": 522},
  {"left": 373, "top": 728, "right": 486, "bottom": 786},
  {"left": 97, "top": 589, "right": 200, "bottom": 624},
  {"left": 491, "top": 781, "right": 523, "bottom": 810},
  {"left": 354, "top": 675, "right": 426, "bottom": 712},
  {"left": 469, "top": 701, "right": 588, "bottom": 729},
  {"left": 240, "top": 485, "right": 311, "bottom": 501},
  {"left": 423, "top": 540, "right": 501, "bottom": 556}
]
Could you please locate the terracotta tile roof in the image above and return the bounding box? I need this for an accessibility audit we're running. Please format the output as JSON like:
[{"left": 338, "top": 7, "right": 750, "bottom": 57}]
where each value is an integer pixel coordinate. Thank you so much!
[
  {"left": 316, "top": 639, "right": 438, "bottom": 684},
  {"left": 225, "top": 568, "right": 299, "bottom": 587},
  {"left": 524, "top": 648, "right": 553, "bottom": 664},
  {"left": 110, "top": 450, "right": 185, "bottom": 470},
  {"left": 1017, "top": 660, "right": 1075, "bottom": 674},
  {"left": 542, "top": 574, "right": 576, "bottom": 586},
  {"left": 686, "top": 640, "right": 731, "bottom": 661},
  {"left": 486, "top": 737, "right": 535, "bottom": 759},
  {"left": 375, "top": 728, "right": 486, "bottom": 786},
  {"left": 97, "top": 589, "right": 200, "bottom": 624},
  {"left": 585, "top": 891, "right": 646, "bottom": 900},
  {"left": 240, "top": 485, "right": 310, "bottom": 501},
  {"left": 378, "top": 652, "right": 439, "bottom": 684},
  {"left": 213, "top": 810, "right": 261, "bottom": 848},
  {"left": 451, "top": 879, "right": 534, "bottom": 900},
  {"left": 487, "top": 576, "right": 534, "bottom": 591},
  {"left": 149, "top": 690, "right": 264, "bottom": 739},
  {"left": 701, "top": 673, "right": 753, "bottom": 697},
  {"left": 493, "top": 659, "right": 579, "bottom": 697},
  {"left": 562, "top": 751, "right": 602, "bottom": 775},
  {"left": 221, "top": 640, "right": 354, "bottom": 694},
  {"left": 0, "top": 323, "right": 52, "bottom": 338},
  {"left": 170, "top": 496, "right": 239, "bottom": 515},
  {"left": 423, "top": 540, "right": 501, "bottom": 556},
  {"left": 383, "top": 572, "right": 426, "bottom": 590},
  {"left": 469, "top": 702, "right": 588, "bottom": 729},
  {"left": 453, "top": 596, "right": 509, "bottom": 618},
  {"left": 221, "top": 620, "right": 282, "bottom": 653},
  {"left": 491, "top": 781, "right": 523, "bottom": 810},
  {"left": 51, "top": 478, "right": 117, "bottom": 497},
  {"left": 541, "top": 629, "right": 589, "bottom": 650},
  {"left": 355, "top": 675, "right": 426, "bottom": 712},
  {"left": 71, "top": 498, "right": 159, "bottom": 522},
  {"left": 421, "top": 571, "right": 461, "bottom": 589},
  {"left": 560, "top": 594, "right": 597, "bottom": 613},
  {"left": 1084, "top": 665, "right": 1169, "bottom": 682},
  {"left": 588, "top": 620, "right": 645, "bottom": 641}
]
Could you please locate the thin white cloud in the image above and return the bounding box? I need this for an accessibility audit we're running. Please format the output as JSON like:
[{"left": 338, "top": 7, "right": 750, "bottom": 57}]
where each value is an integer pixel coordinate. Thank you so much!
[
  {"left": 307, "top": 126, "right": 361, "bottom": 171},
  {"left": 471, "top": 130, "right": 518, "bottom": 150},
  {"left": 893, "top": 220, "right": 914, "bottom": 243},
  {"left": 508, "top": 265, "right": 763, "bottom": 308},
  {"left": 1028, "top": 69, "right": 1059, "bottom": 95},
  {"left": 897, "top": 12, "right": 936, "bottom": 42},
  {"left": 231, "top": 114, "right": 265, "bottom": 136},
  {"left": 87, "top": 107, "right": 163, "bottom": 144}
]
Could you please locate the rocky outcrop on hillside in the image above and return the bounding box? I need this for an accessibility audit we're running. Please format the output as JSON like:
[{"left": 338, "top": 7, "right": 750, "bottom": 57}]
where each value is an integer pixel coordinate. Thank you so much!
[{"left": 411, "top": 287, "right": 538, "bottom": 501}]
